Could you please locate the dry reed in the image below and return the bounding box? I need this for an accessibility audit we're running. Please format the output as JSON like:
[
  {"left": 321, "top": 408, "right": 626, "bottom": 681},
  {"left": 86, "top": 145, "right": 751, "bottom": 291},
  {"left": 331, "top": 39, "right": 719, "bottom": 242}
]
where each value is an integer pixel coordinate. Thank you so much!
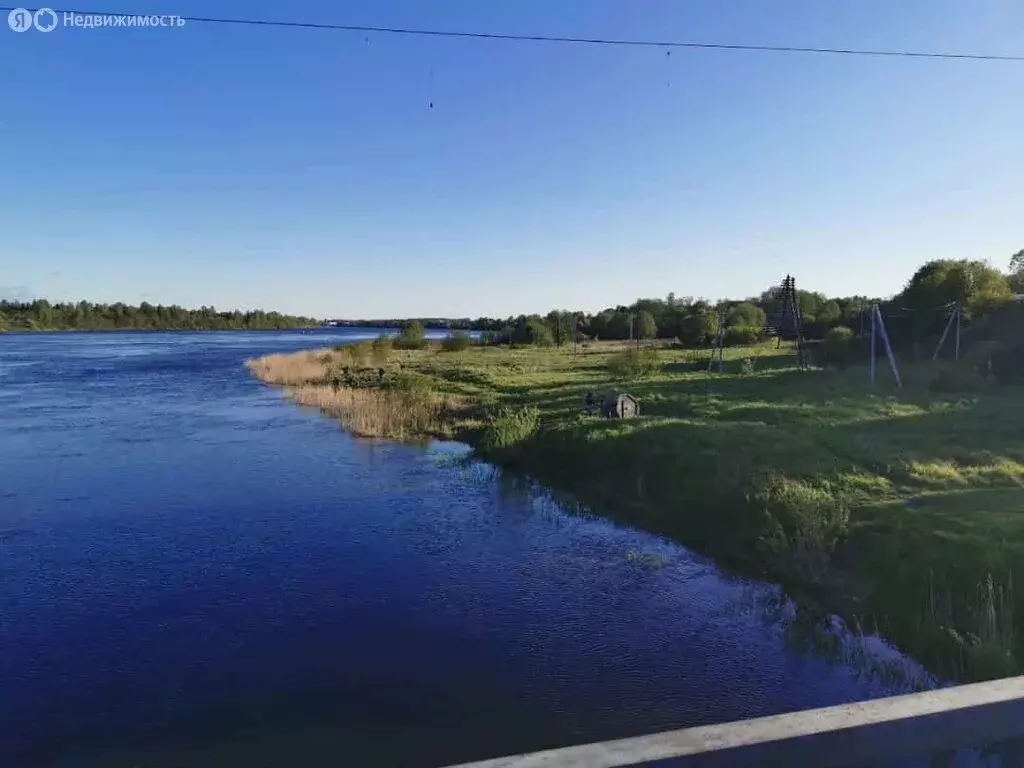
[
  {"left": 245, "top": 351, "right": 329, "bottom": 386},
  {"left": 288, "top": 385, "right": 458, "bottom": 440}
]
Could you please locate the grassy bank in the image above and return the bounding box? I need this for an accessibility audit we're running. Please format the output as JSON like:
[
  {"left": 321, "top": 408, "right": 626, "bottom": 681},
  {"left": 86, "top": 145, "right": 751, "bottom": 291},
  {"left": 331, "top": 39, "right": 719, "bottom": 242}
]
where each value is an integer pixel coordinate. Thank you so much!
[{"left": 248, "top": 340, "right": 1024, "bottom": 682}]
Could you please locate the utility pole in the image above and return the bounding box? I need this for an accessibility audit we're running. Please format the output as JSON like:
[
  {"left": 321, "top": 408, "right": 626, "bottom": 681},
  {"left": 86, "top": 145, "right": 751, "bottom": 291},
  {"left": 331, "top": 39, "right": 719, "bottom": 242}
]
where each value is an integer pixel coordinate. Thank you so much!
[
  {"left": 870, "top": 303, "right": 877, "bottom": 385},
  {"left": 954, "top": 300, "right": 961, "bottom": 362},
  {"left": 932, "top": 301, "right": 963, "bottom": 362}
]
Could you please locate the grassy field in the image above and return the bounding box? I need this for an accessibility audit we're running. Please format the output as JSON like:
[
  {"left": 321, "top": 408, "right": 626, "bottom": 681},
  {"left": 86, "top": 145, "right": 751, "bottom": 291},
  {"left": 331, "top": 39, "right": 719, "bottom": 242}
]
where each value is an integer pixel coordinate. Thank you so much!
[{"left": 248, "top": 340, "right": 1024, "bottom": 682}]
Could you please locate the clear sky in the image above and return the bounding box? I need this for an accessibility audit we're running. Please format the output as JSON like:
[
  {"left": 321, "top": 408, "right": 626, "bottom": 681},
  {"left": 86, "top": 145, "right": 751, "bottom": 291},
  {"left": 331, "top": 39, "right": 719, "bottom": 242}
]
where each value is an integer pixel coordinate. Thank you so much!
[{"left": 1, "top": 0, "right": 1021, "bottom": 318}]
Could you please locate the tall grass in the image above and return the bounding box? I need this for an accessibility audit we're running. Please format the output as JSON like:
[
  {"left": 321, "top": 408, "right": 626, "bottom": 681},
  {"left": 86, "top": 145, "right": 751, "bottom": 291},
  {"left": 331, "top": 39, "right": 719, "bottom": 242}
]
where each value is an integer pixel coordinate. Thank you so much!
[
  {"left": 245, "top": 351, "right": 327, "bottom": 386},
  {"left": 922, "top": 572, "right": 1017, "bottom": 680},
  {"left": 478, "top": 405, "right": 541, "bottom": 453},
  {"left": 288, "top": 385, "right": 458, "bottom": 440}
]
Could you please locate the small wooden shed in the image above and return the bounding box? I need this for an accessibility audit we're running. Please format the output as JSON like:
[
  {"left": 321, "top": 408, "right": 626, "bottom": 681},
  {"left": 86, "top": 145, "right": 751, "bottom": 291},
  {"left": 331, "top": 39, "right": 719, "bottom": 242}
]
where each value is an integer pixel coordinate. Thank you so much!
[{"left": 602, "top": 393, "right": 639, "bottom": 419}]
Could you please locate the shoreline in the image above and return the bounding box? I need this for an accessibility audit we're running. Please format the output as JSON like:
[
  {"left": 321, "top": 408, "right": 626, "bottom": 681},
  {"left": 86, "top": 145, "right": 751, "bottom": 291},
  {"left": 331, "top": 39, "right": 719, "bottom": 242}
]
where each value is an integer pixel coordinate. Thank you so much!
[
  {"left": 246, "top": 340, "right": 1024, "bottom": 684},
  {"left": 0, "top": 326, "right": 321, "bottom": 334}
]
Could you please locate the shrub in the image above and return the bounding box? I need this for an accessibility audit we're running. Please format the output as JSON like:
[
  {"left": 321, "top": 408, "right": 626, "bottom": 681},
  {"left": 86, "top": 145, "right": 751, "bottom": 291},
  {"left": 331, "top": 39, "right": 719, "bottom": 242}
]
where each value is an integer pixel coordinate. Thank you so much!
[
  {"left": 394, "top": 321, "right": 428, "bottom": 350},
  {"left": 523, "top": 318, "right": 554, "bottom": 347},
  {"left": 757, "top": 475, "right": 850, "bottom": 583},
  {"left": 371, "top": 333, "right": 393, "bottom": 364},
  {"left": 824, "top": 326, "right": 855, "bottom": 367},
  {"left": 440, "top": 331, "right": 472, "bottom": 352},
  {"left": 607, "top": 348, "right": 661, "bottom": 379},
  {"left": 726, "top": 302, "right": 766, "bottom": 329},
  {"left": 342, "top": 340, "right": 376, "bottom": 366},
  {"left": 929, "top": 365, "right": 986, "bottom": 393},
  {"left": 724, "top": 325, "right": 763, "bottom": 346},
  {"left": 965, "top": 340, "right": 1003, "bottom": 377},
  {"left": 479, "top": 405, "right": 540, "bottom": 452},
  {"left": 991, "top": 343, "right": 1024, "bottom": 385},
  {"left": 383, "top": 371, "right": 433, "bottom": 398}
]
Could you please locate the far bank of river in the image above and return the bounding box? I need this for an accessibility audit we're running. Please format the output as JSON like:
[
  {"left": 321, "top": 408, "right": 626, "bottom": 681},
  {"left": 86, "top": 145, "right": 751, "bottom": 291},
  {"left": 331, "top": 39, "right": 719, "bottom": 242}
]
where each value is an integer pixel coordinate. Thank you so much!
[{"left": 1, "top": 330, "right": 929, "bottom": 767}]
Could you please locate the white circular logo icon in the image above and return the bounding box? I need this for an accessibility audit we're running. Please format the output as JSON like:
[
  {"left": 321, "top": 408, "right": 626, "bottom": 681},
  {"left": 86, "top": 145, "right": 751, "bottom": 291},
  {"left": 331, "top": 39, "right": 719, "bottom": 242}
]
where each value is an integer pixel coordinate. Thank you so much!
[
  {"left": 8, "top": 7, "right": 32, "bottom": 31},
  {"left": 34, "top": 8, "right": 58, "bottom": 32}
]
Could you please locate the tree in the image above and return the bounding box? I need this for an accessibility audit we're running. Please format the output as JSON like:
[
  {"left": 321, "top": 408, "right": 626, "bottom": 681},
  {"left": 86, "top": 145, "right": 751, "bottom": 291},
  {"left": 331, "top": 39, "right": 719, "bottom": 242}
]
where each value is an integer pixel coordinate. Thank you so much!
[
  {"left": 545, "top": 310, "right": 575, "bottom": 347},
  {"left": 816, "top": 300, "right": 842, "bottom": 325},
  {"left": 678, "top": 302, "right": 718, "bottom": 346},
  {"left": 0, "top": 300, "right": 317, "bottom": 331},
  {"left": 900, "top": 259, "right": 1011, "bottom": 319},
  {"left": 523, "top": 316, "right": 554, "bottom": 346},
  {"left": 605, "top": 311, "right": 632, "bottom": 340},
  {"left": 635, "top": 310, "right": 657, "bottom": 340},
  {"left": 395, "top": 321, "right": 428, "bottom": 349},
  {"left": 1009, "top": 250, "right": 1024, "bottom": 294},
  {"left": 725, "top": 302, "right": 766, "bottom": 329}
]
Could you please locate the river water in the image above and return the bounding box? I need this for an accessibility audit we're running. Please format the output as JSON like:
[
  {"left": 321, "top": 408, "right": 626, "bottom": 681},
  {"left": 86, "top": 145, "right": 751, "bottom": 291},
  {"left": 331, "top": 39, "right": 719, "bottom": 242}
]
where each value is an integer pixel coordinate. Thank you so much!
[{"left": 0, "top": 330, "right": 925, "bottom": 767}]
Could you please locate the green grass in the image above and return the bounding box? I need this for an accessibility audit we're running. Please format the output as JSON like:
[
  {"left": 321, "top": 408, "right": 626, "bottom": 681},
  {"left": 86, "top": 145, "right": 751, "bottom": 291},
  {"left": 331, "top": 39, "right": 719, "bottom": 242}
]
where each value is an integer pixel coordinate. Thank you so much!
[{"left": 251, "top": 340, "right": 1024, "bottom": 681}]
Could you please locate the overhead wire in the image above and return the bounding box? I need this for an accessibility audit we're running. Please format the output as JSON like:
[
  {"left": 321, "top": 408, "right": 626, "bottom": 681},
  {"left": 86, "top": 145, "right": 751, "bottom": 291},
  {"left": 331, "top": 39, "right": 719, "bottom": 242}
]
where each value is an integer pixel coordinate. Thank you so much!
[{"left": 3, "top": 7, "right": 1024, "bottom": 62}]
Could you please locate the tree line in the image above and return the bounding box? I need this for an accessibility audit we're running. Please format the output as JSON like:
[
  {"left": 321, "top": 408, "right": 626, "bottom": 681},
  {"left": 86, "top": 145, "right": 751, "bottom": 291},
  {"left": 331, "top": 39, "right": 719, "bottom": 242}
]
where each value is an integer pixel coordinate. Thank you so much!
[
  {"left": 5, "top": 251, "right": 1020, "bottom": 340},
  {"left": 469, "top": 252, "right": 1023, "bottom": 349},
  {"left": 0, "top": 300, "right": 318, "bottom": 331}
]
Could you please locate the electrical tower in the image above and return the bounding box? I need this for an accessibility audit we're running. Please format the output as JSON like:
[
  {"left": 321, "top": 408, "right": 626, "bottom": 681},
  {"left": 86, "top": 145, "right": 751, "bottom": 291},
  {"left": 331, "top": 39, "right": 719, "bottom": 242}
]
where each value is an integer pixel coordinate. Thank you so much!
[
  {"left": 774, "top": 275, "right": 809, "bottom": 369},
  {"left": 708, "top": 309, "right": 727, "bottom": 372}
]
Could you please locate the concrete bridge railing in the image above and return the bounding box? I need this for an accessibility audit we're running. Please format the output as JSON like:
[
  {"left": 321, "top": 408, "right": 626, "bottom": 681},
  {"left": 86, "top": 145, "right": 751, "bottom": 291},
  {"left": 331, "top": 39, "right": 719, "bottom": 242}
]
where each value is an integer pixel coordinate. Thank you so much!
[{"left": 444, "top": 676, "right": 1024, "bottom": 767}]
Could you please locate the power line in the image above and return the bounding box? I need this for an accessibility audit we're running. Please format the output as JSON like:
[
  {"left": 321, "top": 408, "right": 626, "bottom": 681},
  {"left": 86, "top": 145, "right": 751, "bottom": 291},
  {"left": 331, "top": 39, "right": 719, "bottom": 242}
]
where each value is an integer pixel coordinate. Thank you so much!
[{"left": 5, "top": 7, "right": 1024, "bottom": 62}]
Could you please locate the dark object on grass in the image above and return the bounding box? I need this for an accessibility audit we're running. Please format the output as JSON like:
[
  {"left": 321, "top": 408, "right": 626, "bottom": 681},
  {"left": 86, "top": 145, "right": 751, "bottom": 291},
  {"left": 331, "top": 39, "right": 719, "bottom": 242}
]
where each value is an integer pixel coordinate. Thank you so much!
[{"left": 602, "top": 393, "right": 639, "bottom": 419}]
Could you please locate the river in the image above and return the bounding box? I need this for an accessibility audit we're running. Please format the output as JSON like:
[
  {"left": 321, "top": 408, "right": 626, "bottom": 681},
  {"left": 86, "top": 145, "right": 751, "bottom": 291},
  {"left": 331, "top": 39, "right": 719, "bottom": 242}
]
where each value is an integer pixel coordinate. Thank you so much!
[{"left": 0, "top": 330, "right": 926, "bottom": 767}]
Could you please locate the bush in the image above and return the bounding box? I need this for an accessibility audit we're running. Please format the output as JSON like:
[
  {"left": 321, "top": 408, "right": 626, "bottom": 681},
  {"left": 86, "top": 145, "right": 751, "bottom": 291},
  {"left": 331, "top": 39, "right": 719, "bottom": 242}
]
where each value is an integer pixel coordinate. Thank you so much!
[
  {"left": 607, "top": 348, "right": 661, "bottom": 379},
  {"left": 991, "top": 343, "right": 1024, "bottom": 385},
  {"left": 724, "top": 325, "right": 763, "bottom": 346},
  {"left": 965, "top": 340, "right": 1003, "bottom": 377},
  {"left": 479, "top": 405, "right": 540, "bottom": 452},
  {"left": 394, "top": 321, "right": 428, "bottom": 350},
  {"left": 383, "top": 371, "right": 433, "bottom": 398},
  {"left": 440, "top": 331, "right": 472, "bottom": 352},
  {"left": 334, "top": 340, "right": 375, "bottom": 366},
  {"left": 824, "top": 326, "right": 855, "bottom": 367},
  {"left": 757, "top": 475, "right": 850, "bottom": 583},
  {"left": 523, "top": 318, "right": 554, "bottom": 347},
  {"left": 929, "top": 365, "right": 986, "bottom": 393},
  {"left": 371, "top": 333, "right": 393, "bottom": 364},
  {"left": 726, "top": 302, "right": 766, "bottom": 329}
]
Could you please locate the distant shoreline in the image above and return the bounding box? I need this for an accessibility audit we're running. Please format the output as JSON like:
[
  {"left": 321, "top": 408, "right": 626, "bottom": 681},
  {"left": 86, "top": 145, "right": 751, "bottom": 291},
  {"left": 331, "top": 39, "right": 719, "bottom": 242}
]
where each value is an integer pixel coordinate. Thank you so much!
[{"left": 0, "top": 326, "right": 322, "bottom": 334}]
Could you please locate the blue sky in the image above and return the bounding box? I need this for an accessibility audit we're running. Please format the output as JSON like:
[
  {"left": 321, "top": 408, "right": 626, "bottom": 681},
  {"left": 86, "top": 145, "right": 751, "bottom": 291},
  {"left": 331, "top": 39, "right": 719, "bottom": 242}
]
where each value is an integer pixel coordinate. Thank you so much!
[{"left": 2, "top": 0, "right": 1021, "bottom": 318}]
